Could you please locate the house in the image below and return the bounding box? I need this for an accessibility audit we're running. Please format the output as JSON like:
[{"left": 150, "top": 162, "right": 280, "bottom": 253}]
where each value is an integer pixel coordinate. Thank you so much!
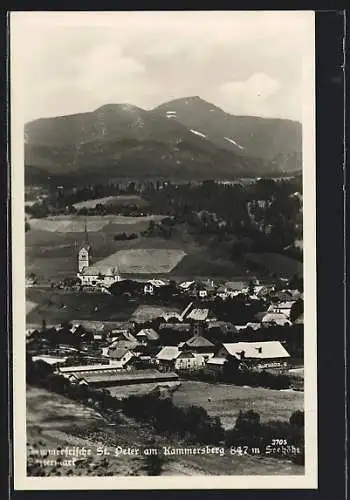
[
  {"left": 178, "top": 281, "right": 195, "bottom": 291},
  {"left": 245, "top": 322, "right": 261, "bottom": 331},
  {"left": 32, "top": 355, "right": 68, "bottom": 368},
  {"left": 261, "top": 312, "right": 292, "bottom": 327},
  {"left": 186, "top": 308, "right": 210, "bottom": 322},
  {"left": 181, "top": 335, "right": 215, "bottom": 356},
  {"left": 204, "top": 357, "right": 226, "bottom": 377},
  {"left": 136, "top": 328, "right": 160, "bottom": 343},
  {"left": 155, "top": 346, "right": 206, "bottom": 371},
  {"left": 143, "top": 279, "right": 167, "bottom": 296},
  {"left": 268, "top": 301, "right": 296, "bottom": 319},
  {"left": 110, "top": 331, "right": 137, "bottom": 343},
  {"left": 78, "top": 265, "right": 122, "bottom": 287},
  {"left": 108, "top": 342, "right": 139, "bottom": 360},
  {"left": 223, "top": 281, "right": 250, "bottom": 293},
  {"left": 156, "top": 346, "right": 181, "bottom": 369},
  {"left": 175, "top": 352, "right": 206, "bottom": 371},
  {"left": 217, "top": 341, "right": 290, "bottom": 369}
]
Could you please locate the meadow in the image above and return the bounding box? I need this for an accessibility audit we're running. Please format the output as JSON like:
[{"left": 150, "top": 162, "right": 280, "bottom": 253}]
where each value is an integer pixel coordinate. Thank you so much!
[
  {"left": 28, "top": 214, "right": 164, "bottom": 233},
  {"left": 73, "top": 194, "right": 149, "bottom": 210},
  {"left": 27, "top": 386, "right": 304, "bottom": 476},
  {"left": 172, "top": 381, "right": 304, "bottom": 429},
  {"left": 95, "top": 249, "right": 186, "bottom": 274}
]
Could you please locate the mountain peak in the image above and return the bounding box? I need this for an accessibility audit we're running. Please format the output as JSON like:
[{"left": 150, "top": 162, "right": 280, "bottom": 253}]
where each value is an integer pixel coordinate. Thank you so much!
[{"left": 95, "top": 103, "right": 144, "bottom": 113}]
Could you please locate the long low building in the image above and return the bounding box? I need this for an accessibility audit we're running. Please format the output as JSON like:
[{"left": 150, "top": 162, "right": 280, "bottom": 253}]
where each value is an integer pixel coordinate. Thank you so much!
[{"left": 81, "top": 370, "right": 179, "bottom": 387}]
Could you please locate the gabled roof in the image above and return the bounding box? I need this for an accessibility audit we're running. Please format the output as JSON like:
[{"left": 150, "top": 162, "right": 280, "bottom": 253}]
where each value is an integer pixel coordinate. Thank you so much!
[
  {"left": 108, "top": 345, "right": 132, "bottom": 360},
  {"left": 146, "top": 279, "right": 168, "bottom": 287},
  {"left": 113, "top": 331, "right": 137, "bottom": 343},
  {"left": 276, "top": 301, "right": 296, "bottom": 309},
  {"left": 156, "top": 346, "right": 181, "bottom": 361},
  {"left": 136, "top": 328, "right": 160, "bottom": 341},
  {"left": 179, "top": 281, "right": 195, "bottom": 290},
  {"left": 187, "top": 308, "right": 209, "bottom": 321},
  {"left": 222, "top": 341, "right": 290, "bottom": 360},
  {"left": 261, "top": 312, "right": 290, "bottom": 323},
  {"left": 80, "top": 265, "right": 119, "bottom": 277},
  {"left": 185, "top": 335, "right": 214, "bottom": 348}
]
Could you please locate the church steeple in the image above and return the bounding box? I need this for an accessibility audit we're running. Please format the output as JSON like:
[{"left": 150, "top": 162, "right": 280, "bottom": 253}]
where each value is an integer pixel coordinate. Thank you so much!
[
  {"left": 78, "top": 218, "right": 91, "bottom": 273},
  {"left": 81, "top": 218, "right": 91, "bottom": 251}
]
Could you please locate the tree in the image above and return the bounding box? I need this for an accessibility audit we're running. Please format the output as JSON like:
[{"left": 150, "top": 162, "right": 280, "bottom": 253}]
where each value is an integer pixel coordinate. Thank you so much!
[
  {"left": 142, "top": 438, "right": 165, "bottom": 476},
  {"left": 235, "top": 410, "right": 261, "bottom": 437},
  {"left": 290, "top": 299, "right": 304, "bottom": 323},
  {"left": 289, "top": 410, "right": 304, "bottom": 428}
]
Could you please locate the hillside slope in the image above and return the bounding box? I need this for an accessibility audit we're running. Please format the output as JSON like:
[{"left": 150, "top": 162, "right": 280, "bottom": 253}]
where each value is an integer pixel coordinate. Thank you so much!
[
  {"left": 24, "top": 98, "right": 300, "bottom": 183},
  {"left": 154, "top": 96, "right": 302, "bottom": 170}
]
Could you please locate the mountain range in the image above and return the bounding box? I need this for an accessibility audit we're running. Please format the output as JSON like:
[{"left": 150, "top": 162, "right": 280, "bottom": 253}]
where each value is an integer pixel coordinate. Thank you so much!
[{"left": 25, "top": 96, "right": 302, "bottom": 184}]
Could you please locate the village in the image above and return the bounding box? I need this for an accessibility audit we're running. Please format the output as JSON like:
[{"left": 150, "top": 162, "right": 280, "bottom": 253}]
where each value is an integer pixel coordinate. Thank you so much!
[{"left": 26, "top": 229, "right": 304, "bottom": 393}]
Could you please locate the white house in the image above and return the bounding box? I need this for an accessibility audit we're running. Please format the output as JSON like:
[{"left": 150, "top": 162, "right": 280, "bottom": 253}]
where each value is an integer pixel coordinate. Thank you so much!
[
  {"left": 268, "top": 301, "right": 296, "bottom": 319},
  {"left": 155, "top": 346, "right": 205, "bottom": 371},
  {"left": 261, "top": 312, "right": 292, "bottom": 326},
  {"left": 218, "top": 341, "right": 290, "bottom": 368}
]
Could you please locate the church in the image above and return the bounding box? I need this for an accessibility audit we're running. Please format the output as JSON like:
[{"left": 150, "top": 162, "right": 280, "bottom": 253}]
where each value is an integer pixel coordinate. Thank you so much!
[{"left": 76, "top": 223, "right": 122, "bottom": 288}]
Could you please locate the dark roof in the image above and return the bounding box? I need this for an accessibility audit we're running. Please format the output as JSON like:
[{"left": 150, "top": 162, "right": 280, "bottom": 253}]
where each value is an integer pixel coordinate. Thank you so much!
[{"left": 184, "top": 335, "right": 214, "bottom": 348}]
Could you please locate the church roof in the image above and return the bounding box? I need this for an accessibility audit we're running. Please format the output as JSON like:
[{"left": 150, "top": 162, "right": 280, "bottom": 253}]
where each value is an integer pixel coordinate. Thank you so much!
[{"left": 80, "top": 265, "right": 119, "bottom": 277}]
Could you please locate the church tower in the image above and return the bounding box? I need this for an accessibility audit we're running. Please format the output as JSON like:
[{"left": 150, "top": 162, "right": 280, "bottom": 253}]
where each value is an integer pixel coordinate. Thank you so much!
[{"left": 78, "top": 221, "right": 91, "bottom": 273}]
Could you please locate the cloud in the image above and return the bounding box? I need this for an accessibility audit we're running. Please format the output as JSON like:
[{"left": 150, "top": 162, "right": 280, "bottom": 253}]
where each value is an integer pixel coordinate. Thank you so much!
[
  {"left": 220, "top": 73, "right": 280, "bottom": 100},
  {"left": 10, "top": 11, "right": 314, "bottom": 122}
]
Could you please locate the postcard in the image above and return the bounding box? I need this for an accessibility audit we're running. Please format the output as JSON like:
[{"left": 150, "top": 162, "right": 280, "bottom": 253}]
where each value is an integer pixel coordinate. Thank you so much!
[{"left": 10, "top": 10, "right": 317, "bottom": 489}]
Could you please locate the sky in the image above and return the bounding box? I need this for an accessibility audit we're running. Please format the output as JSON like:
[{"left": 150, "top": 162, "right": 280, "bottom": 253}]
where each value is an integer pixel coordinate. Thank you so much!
[{"left": 11, "top": 11, "right": 314, "bottom": 123}]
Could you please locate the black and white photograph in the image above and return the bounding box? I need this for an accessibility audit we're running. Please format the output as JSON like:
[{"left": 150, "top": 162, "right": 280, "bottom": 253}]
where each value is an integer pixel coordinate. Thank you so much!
[{"left": 10, "top": 10, "right": 317, "bottom": 489}]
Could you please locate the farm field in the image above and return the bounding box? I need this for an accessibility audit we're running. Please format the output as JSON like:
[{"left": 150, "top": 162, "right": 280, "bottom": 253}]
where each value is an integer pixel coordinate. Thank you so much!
[
  {"left": 28, "top": 214, "right": 164, "bottom": 233},
  {"left": 27, "top": 386, "right": 304, "bottom": 476},
  {"left": 95, "top": 249, "right": 186, "bottom": 274},
  {"left": 73, "top": 194, "right": 149, "bottom": 210},
  {"left": 172, "top": 381, "right": 304, "bottom": 429},
  {"left": 130, "top": 304, "right": 183, "bottom": 323}
]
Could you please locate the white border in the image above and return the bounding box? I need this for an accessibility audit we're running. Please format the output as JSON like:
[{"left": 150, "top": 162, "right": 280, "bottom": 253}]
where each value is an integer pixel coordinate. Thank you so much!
[{"left": 11, "top": 11, "right": 317, "bottom": 490}]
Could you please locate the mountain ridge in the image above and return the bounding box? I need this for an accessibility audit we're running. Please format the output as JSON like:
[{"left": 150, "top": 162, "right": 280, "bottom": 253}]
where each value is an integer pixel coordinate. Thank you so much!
[{"left": 25, "top": 96, "right": 302, "bottom": 183}]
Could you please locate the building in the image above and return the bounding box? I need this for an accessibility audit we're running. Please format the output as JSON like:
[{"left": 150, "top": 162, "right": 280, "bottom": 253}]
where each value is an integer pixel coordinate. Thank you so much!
[
  {"left": 267, "top": 301, "right": 296, "bottom": 319},
  {"left": 143, "top": 279, "right": 168, "bottom": 296},
  {"left": 261, "top": 312, "right": 292, "bottom": 327},
  {"left": 136, "top": 328, "right": 160, "bottom": 344},
  {"left": 77, "top": 222, "right": 122, "bottom": 286},
  {"left": 156, "top": 346, "right": 205, "bottom": 371},
  {"left": 204, "top": 357, "right": 226, "bottom": 377},
  {"left": 181, "top": 335, "right": 215, "bottom": 358},
  {"left": 217, "top": 341, "right": 290, "bottom": 369}
]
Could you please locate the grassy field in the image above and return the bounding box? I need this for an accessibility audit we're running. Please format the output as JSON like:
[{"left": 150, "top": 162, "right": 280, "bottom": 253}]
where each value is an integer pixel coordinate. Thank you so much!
[
  {"left": 172, "top": 381, "right": 304, "bottom": 429},
  {"left": 73, "top": 195, "right": 149, "bottom": 210},
  {"left": 29, "top": 215, "right": 165, "bottom": 233},
  {"left": 95, "top": 249, "right": 186, "bottom": 274},
  {"left": 26, "top": 386, "right": 304, "bottom": 476},
  {"left": 130, "top": 304, "right": 182, "bottom": 322}
]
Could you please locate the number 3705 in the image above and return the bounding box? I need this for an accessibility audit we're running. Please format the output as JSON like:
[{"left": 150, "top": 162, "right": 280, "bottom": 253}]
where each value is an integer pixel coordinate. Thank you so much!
[{"left": 271, "top": 439, "right": 288, "bottom": 445}]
